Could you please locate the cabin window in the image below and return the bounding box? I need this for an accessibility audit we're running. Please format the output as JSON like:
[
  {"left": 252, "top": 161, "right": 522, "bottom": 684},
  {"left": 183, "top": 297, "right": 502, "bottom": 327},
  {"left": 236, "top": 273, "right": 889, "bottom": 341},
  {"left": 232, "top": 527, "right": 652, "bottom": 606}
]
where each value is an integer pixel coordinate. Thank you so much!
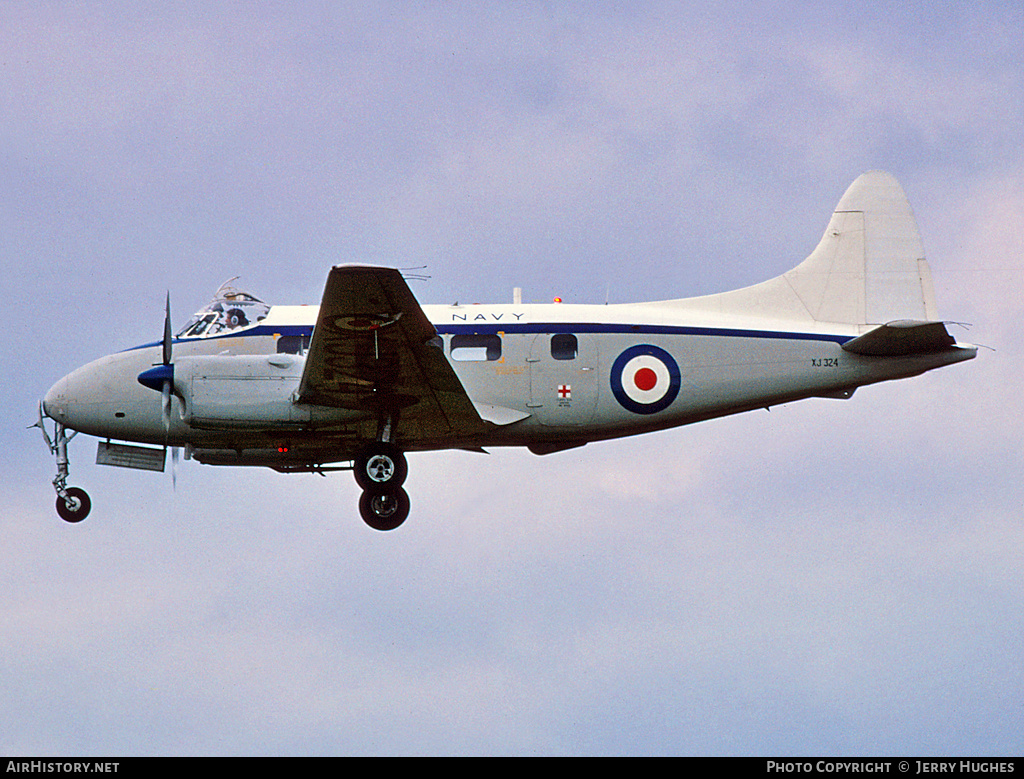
[
  {"left": 277, "top": 334, "right": 311, "bottom": 354},
  {"left": 550, "top": 333, "right": 578, "bottom": 360},
  {"left": 451, "top": 334, "right": 502, "bottom": 361}
]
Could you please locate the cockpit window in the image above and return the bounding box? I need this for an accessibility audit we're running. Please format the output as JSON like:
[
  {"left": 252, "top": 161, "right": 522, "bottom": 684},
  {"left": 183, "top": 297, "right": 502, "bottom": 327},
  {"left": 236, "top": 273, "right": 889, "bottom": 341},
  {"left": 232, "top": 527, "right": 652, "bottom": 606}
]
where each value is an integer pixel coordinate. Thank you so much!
[{"left": 176, "top": 277, "right": 270, "bottom": 338}]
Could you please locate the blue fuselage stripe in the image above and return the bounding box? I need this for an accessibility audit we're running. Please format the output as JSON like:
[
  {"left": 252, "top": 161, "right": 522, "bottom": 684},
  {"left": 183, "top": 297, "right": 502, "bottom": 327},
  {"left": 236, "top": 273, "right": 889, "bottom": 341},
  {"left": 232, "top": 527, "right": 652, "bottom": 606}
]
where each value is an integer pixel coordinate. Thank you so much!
[
  {"left": 437, "top": 322, "right": 853, "bottom": 344},
  {"left": 126, "top": 321, "right": 853, "bottom": 352}
]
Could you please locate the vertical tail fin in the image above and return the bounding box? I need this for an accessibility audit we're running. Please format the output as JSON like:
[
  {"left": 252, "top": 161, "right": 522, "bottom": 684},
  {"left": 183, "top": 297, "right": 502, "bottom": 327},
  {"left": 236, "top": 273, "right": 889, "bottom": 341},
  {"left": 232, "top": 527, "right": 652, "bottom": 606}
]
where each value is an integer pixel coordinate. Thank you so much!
[
  {"left": 677, "top": 171, "right": 940, "bottom": 326},
  {"left": 784, "top": 170, "right": 938, "bottom": 324}
]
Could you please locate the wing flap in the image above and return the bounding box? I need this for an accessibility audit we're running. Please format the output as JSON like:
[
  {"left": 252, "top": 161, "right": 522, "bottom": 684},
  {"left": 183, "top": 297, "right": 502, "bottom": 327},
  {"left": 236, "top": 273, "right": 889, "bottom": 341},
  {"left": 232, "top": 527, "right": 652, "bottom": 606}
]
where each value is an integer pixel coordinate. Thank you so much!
[{"left": 297, "top": 266, "right": 485, "bottom": 439}]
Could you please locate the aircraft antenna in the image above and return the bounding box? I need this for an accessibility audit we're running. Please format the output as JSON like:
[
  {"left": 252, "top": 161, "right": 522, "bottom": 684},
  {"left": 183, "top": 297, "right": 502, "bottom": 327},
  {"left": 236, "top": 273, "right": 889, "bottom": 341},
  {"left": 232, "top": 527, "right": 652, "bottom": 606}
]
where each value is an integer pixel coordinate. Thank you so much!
[{"left": 400, "top": 265, "right": 431, "bottom": 281}]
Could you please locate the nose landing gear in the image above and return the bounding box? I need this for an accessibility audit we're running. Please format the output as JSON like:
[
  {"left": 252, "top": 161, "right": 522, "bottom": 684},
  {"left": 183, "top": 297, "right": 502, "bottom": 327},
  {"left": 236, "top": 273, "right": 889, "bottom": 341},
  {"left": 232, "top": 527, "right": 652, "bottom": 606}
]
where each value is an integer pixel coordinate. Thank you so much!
[{"left": 34, "top": 405, "right": 92, "bottom": 523}]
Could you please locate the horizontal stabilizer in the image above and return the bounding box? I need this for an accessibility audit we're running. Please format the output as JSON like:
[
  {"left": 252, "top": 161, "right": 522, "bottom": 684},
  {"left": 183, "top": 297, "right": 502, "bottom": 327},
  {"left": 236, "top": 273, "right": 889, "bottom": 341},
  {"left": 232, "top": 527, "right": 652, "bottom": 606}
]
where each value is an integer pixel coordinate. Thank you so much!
[{"left": 841, "top": 320, "right": 956, "bottom": 356}]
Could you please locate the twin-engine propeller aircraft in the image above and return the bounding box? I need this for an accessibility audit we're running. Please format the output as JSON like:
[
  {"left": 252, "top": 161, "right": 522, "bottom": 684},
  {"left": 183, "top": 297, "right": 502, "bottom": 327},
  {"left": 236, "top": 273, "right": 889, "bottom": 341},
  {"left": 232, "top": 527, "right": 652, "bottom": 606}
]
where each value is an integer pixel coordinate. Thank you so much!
[{"left": 37, "top": 171, "right": 976, "bottom": 530}]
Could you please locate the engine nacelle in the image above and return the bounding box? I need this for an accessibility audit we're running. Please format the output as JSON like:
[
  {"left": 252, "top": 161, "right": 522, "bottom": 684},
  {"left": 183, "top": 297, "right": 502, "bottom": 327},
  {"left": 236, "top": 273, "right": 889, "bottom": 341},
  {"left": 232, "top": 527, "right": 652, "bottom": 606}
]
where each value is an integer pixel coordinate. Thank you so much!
[{"left": 174, "top": 354, "right": 363, "bottom": 430}]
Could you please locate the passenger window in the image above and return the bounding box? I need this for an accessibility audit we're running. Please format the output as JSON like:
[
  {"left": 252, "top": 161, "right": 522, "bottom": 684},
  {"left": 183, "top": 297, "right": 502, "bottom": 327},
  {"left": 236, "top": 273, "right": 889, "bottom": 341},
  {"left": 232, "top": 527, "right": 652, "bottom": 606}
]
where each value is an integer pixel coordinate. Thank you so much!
[
  {"left": 451, "top": 334, "right": 502, "bottom": 361},
  {"left": 277, "top": 334, "right": 311, "bottom": 354},
  {"left": 551, "top": 333, "right": 578, "bottom": 360}
]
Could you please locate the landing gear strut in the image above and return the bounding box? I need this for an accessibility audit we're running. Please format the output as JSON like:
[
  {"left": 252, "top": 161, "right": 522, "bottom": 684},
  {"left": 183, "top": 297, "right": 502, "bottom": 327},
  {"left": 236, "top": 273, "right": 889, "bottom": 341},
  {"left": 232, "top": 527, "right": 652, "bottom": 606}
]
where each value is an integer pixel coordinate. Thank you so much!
[
  {"left": 35, "top": 405, "right": 92, "bottom": 523},
  {"left": 354, "top": 443, "right": 410, "bottom": 531}
]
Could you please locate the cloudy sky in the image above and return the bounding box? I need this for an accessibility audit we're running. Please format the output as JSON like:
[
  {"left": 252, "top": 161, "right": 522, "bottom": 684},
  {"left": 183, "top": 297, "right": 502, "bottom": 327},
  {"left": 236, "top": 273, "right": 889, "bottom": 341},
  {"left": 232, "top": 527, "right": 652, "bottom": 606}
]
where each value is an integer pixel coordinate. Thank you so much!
[{"left": 2, "top": 1, "right": 1022, "bottom": 756}]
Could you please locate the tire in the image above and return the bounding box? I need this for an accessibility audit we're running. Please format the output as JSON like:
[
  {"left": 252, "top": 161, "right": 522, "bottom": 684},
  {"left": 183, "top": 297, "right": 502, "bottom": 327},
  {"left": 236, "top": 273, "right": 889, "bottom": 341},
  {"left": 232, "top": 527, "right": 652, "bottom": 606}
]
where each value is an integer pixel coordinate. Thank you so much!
[
  {"left": 358, "top": 487, "right": 410, "bottom": 531},
  {"left": 56, "top": 487, "right": 91, "bottom": 523},
  {"left": 353, "top": 445, "right": 408, "bottom": 492}
]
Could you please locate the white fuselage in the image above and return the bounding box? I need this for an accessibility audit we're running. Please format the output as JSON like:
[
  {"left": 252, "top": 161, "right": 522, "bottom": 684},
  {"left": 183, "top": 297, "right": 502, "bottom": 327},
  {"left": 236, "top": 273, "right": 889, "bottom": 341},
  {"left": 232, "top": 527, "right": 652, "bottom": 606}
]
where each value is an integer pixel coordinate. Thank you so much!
[{"left": 42, "top": 298, "right": 975, "bottom": 467}]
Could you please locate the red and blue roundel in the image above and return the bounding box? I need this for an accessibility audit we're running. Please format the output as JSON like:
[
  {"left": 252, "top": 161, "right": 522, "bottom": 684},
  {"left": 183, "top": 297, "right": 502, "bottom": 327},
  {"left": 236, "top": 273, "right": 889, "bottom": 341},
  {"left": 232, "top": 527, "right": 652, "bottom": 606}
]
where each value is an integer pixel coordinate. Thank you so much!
[{"left": 610, "top": 344, "right": 681, "bottom": 415}]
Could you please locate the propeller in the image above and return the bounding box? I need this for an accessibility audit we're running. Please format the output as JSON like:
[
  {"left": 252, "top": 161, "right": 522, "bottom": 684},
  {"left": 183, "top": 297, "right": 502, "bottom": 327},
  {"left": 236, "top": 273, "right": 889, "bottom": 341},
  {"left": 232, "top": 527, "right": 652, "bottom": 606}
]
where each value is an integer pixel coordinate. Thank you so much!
[
  {"left": 136, "top": 294, "right": 182, "bottom": 494},
  {"left": 137, "top": 292, "right": 176, "bottom": 432},
  {"left": 161, "top": 292, "right": 173, "bottom": 429}
]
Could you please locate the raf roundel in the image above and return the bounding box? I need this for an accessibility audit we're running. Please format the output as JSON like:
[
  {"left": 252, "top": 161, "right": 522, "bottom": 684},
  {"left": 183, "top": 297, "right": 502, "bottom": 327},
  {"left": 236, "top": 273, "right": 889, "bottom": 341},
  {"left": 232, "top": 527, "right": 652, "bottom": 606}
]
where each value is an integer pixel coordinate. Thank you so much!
[{"left": 610, "top": 344, "right": 681, "bottom": 415}]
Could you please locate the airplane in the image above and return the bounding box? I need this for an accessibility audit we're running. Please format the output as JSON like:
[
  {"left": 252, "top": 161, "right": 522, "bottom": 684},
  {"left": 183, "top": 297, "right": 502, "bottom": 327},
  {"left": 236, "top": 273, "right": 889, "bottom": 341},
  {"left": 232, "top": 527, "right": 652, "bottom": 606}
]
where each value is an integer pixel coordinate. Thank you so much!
[{"left": 35, "top": 171, "right": 977, "bottom": 530}]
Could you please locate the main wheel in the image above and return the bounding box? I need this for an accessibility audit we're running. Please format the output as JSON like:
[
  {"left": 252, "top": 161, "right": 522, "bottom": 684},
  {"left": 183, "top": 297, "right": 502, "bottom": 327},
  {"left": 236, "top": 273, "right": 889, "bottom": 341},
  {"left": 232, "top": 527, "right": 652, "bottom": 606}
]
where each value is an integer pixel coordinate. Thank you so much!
[
  {"left": 358, "top": 487, "right": 410, "bottom": 531},
  {"left": 56, "top": 487, "right": 91, "bottom": 523},
  {"left": 354, "top": 445, "right": 408, "bottom": 492}
]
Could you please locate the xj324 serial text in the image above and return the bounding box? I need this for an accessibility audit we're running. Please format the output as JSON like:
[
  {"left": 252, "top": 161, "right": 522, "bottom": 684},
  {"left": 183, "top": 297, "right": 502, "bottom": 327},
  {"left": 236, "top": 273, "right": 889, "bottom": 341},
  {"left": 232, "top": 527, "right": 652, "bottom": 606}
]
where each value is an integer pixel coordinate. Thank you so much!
[{"left": 37, "top": 172, "right": 976, "bottom": 530}]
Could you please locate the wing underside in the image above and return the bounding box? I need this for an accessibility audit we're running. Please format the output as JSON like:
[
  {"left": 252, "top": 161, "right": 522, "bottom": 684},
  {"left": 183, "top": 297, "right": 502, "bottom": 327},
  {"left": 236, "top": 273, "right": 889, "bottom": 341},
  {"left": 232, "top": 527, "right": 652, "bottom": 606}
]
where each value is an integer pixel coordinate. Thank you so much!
[{"left": 296, "top": 265, "right": 485, "bottom": 442}]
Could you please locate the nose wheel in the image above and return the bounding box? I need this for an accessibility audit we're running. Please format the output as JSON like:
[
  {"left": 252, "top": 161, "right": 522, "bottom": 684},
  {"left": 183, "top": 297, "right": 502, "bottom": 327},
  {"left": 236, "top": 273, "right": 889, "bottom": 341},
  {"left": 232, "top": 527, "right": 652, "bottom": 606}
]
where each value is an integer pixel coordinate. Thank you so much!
[{"left": 56, "top": 487, "right": 92, "bottom": 523}]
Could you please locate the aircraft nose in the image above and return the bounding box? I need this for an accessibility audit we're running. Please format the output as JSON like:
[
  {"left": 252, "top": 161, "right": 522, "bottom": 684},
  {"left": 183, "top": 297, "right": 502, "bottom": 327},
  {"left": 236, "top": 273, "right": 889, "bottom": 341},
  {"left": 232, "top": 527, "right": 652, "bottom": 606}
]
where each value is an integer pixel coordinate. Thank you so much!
[
  {"left": 41, "top": 349, "right": 170, "bottom": 441},
  {"left": 41, "top": 356, "right": 124, "bottom": 435},
  {"left": 42, "top": 375, "right": 69, "bottom": 423}
]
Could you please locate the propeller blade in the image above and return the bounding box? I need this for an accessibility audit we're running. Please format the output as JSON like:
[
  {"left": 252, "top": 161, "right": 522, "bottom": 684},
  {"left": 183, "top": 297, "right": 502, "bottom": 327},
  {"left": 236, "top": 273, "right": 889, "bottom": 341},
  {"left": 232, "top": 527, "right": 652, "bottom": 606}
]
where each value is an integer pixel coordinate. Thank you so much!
[
  {"left": 161, "top": 293, "right": 174, "bottom": 432},
  {"left": 161, "top": 379, "right": 172, "bottom": 430},
  {"left": 162, "top": 292, "right": 173, "bottom": 366}
]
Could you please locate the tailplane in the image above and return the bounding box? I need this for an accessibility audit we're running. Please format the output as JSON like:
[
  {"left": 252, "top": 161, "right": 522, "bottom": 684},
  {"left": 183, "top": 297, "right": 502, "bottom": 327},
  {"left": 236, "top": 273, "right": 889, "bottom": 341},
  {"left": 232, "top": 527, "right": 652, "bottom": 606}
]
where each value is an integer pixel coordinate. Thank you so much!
[
  {"left": 676, "top": 171, "right": 940, "bottom": 326},
  {"left": 840, "top": 320, "right": 955, "bottom": 356}
]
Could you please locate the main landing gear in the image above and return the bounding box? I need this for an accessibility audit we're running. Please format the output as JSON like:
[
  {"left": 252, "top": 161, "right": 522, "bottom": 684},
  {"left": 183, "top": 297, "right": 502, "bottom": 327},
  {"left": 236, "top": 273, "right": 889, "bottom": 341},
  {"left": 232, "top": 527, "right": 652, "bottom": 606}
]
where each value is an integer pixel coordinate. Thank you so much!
[
  {"left": 34, "top": 406, "right": 92, "bottom": 523},
  {"left": 354, "top": 444, "right": 410, "bottom": 531}
]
